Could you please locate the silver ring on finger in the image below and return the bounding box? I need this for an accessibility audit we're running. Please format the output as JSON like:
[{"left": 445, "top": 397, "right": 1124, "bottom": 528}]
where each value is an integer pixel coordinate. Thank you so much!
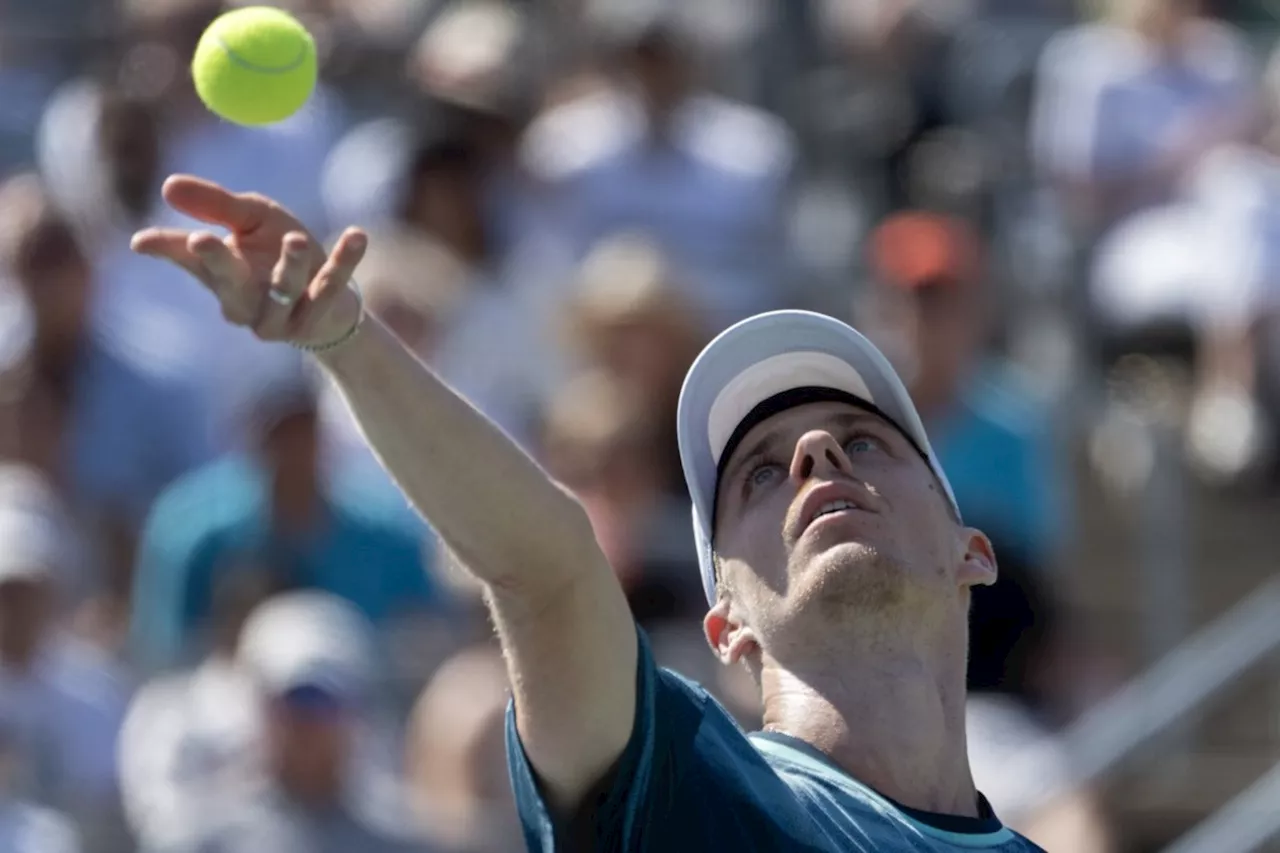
[{"left": 267, "top": 287, "right": 297, "bottom": 307}]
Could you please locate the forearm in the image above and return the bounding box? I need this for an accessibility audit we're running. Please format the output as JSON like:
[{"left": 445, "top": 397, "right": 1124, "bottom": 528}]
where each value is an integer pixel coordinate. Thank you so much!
[{"left": 316, "top": 315, "right": 598, "bottom": 592}]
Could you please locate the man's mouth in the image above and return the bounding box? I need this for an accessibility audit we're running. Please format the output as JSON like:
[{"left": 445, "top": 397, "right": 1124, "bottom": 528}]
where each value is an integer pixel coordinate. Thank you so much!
[
  {"left": 789, "top": 481, "right": 880, "bottom": 542},
  {"left": 810, "top": 499, "right": 861, "bottom": 523}
]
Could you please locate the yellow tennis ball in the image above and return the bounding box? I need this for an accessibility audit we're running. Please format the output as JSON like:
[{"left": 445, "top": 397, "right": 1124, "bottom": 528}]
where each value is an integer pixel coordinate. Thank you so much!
[{"left": 191, "top": 6, "right": 317, "bottom": 127}]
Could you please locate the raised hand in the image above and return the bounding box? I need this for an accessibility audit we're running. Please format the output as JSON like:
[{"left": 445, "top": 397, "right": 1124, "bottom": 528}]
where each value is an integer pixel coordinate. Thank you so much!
[{"left": 130, "top": 175, "right": 367, "bottom": 349}]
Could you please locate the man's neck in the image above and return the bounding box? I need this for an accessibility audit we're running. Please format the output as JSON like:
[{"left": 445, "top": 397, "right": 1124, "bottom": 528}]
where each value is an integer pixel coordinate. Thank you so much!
[{"left": 758, "top": 630, "right": 977, "bottom": 817}]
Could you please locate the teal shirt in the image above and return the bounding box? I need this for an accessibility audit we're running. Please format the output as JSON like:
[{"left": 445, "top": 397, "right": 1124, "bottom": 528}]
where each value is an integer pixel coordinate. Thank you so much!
[
  {"left": 507, "top": 632, "right": 1044, "bottom": 852},
  {"left": 130, "top": 455, "right": 440, "bottom": 671},
  {"left": 929, "top": 366, "right": 1069, "bottom": 570}
]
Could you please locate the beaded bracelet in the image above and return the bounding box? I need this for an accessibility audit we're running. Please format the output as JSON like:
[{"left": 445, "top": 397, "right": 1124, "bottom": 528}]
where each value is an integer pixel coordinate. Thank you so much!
[{"left": 294, "top": 283, "right": 365, "bottom": 354}]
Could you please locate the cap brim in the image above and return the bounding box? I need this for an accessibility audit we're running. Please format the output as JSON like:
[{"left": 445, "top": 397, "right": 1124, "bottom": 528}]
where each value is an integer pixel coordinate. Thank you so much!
[
  {"left": 276, "top": 679, "right": 355, "bottom": 713},
  {"left": 676, "top": 310, "right": 958, "bottom": 605}
]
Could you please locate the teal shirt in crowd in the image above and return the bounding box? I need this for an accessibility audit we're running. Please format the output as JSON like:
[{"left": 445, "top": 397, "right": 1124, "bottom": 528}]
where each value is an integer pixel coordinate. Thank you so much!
[
  {"left": 507, "top": 631, "right": 1045, "bottom": 852},
  {"left": 130, "top": 455, "right": 440, "bottom": 671},
  {"left": 929, "top": 366, "right": 1069, "bottom": 571}
]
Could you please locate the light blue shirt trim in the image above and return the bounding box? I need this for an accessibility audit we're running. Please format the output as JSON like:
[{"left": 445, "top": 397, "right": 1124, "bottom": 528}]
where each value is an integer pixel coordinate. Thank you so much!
[{"left": 750, "top": 734, "right": 1018, "bottom": 849}]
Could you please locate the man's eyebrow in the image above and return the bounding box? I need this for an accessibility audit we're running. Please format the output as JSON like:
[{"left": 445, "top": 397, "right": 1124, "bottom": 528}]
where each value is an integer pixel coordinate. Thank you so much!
[
  {"left": 722, "top": 424, "right": 785, "bottom": 483},
  {"left": 831, "top": 410, "right": 896, "bottom": 434}
]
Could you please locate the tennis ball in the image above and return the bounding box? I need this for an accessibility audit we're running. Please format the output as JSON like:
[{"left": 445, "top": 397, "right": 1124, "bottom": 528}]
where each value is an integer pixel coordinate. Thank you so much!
[{"left": 191, "top": 6, "right": 317, "bottom": 127}]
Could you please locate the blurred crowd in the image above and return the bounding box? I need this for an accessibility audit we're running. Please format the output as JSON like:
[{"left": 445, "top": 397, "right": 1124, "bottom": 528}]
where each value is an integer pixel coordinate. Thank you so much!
[{"left": 0, "top": 0, "right": 1277, "bottom": 850}]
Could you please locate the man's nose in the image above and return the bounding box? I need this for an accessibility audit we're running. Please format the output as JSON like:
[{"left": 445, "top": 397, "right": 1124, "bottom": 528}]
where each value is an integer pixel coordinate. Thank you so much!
[{"left": 789, "top": 430, "right": 852, "bottom": 484}]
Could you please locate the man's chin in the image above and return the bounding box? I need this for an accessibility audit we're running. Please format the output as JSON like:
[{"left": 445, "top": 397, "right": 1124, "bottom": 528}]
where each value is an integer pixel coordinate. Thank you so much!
[
  {"left": 792, "top": 534, "right": 874, "bottom": 571},
  {"left": 788, "top": 544, "right": 907, "bottom": 614}
]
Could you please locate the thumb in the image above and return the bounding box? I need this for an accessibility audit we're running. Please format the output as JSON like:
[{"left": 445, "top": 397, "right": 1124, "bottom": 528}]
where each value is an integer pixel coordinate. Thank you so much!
[{"left": 161, "top": 175, "right": 269, "bottom": 233}]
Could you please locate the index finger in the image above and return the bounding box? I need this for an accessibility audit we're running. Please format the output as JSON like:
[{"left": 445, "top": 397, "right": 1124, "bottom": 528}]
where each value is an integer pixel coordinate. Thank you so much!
[
  {"left": 160, "top": 175, "right": 269, "bottom": 233},
  {"left": 130, "top": 228, "right": 213, "bottom": 283}
]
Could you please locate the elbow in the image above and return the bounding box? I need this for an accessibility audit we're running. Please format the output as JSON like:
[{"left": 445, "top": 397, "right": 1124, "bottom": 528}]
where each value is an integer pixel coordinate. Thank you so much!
[{"left": 452, "top": 484, "right": 607, "bottom": 595}]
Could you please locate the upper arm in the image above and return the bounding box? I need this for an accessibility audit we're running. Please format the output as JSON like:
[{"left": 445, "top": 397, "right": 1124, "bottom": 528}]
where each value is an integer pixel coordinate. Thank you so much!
[{"left": 487, "top": 543, "right": 639, "bottom": 817}]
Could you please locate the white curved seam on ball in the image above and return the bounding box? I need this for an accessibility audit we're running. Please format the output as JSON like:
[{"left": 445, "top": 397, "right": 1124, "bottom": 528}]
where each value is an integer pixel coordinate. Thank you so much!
[{"left": 213, "top": 37, "right": 310, "bottom": 74}]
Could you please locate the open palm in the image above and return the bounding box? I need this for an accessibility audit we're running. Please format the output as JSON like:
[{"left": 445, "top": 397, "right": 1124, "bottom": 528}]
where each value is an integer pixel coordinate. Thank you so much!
[{"left": 131, "top": 175, "right": 367, "bottom": 348}]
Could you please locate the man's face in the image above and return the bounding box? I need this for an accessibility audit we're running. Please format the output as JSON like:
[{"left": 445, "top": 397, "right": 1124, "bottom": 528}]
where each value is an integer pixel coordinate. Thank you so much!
[
  {"left": 710, "top": 401, "right": 993, "bottom": 655},
  {"left": 625, "top": 35, "right": 692, "bottom": 120},
  {"left": 1118, "top": 0, "right": 1197, "bottom": 40},
  {"left": 266, "top": 687, "right": 354, "bottom": 803},
  {"left": 22, "top": 256, "right": 91, "bottom": 356}
]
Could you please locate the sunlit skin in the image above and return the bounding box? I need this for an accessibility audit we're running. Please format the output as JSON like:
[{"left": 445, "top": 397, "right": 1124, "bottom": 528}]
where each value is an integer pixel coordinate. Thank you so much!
[{"left": 702, "top": 400, "right": 998, "bottom": 815}]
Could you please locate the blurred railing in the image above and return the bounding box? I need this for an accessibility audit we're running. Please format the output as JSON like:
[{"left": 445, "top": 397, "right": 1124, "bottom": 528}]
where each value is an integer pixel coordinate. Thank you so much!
[
  {"left": 1009, "top": 575, "right": 1280, "bottom": 848},
  {"left": 1164, "top": 761, "right": 1280, "bottom": 853}
]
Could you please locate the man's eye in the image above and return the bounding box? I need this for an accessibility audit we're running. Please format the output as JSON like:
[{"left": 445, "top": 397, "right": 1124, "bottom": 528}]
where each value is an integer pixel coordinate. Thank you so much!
[
  {"left": 747, "top": 463, "right": 783, "bottom": 490},
  {"left": 845, "top": 436, "right": 882, "bottom": 456}
]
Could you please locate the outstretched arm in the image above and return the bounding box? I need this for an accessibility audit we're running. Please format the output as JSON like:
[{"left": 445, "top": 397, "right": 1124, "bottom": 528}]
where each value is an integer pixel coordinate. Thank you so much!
[{"left": 132, "top": 175, "right": 636, "bottom": 812}]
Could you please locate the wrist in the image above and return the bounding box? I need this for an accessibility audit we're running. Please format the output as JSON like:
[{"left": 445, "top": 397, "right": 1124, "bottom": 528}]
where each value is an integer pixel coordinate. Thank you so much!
[
  {"left": 296, "top": 282, "right": 364, "bottom": 358},
  {"left": 311, "top": 312, "right": 384, "bottom": 380}
]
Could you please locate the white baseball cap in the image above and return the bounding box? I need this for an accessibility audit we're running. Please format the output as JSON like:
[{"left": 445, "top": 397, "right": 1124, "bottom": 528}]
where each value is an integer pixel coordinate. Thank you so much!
[
  {"left": 237, "top": 591, "right": 375, "bottom": 704},
  {"left": 676, "top": 310, "right": 960, "bottom": 605}
]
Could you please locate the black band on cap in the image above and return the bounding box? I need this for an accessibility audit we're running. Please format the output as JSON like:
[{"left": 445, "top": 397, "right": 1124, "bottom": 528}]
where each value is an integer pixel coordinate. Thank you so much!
[{"left": 711, "top": 386, "right": 930, "bottom": 527}]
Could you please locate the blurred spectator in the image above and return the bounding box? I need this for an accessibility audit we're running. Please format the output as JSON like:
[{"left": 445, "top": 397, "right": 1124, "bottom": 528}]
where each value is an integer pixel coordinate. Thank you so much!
[
  {"left": 0, "top": 173, "right": 214, "bottom": 639},
  {"left": 859, "top": 210, "right": 1069, "bottom": 573},
  {"left": 407, "top": 0, "right": 550, "bottom": 253},
  {"left": 1068, "top": 18, "right": 1280, "bottom": 483},
  {"left": 539, "top": 370, "right": 701, "bottom": 622},
  {"left": 118, "top": 568, "right": 273, "bottom": 850},
  {"left": 1032, "top": 0, "right": 1258, "bottom": 234},
  {"left": 0, "top": 464, "right": 133, "bottom": 850},
  {"left": 0, "top": 0, "right": 109, "bottom": 176},
  {"left": 811, "top": 0, "right": 984, "bottom": 215},
  {"left": 1163, "top": 52, "right": 1280, "bottom": 484},
  {"left": 558, "top": 233, "right": 708, "bottom": 488},
  {"left": 521, "top": 6, "right": 796, "bottom": 329},
  {"left": 394, "top": 128, "right": 575, "bottom": 448},
  {"left": 149, "top": 590, "right": 433, "bottom": 852},
  {"left": 325, "top": 5, "right": 580, "bottom": 451},
  {"left": 405, "top": 643, "right": 518, "bottom": 853},
  {"left": 130, "top": 355, "right": 441, "bottom": 672}
]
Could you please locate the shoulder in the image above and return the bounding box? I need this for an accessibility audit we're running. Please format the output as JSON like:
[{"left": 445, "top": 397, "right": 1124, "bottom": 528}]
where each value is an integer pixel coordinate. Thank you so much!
[
  {"left": 141, "top": 458, "right": 261, "bottom": 548},
  {"left": 521, "top": 88, "right": 641, "bottom": 181},
  {"left": 1184, "top": 18, "right": 1254, "bottom": 74},
  {"left": 674, "top": 96, "right": 796, "bottom": 180},
  {"left": 1038, "top": 23, "right": 1141, "bottom": 83},
  {"left": 505, "top": 629, "right": 820, "bottom": 851}
]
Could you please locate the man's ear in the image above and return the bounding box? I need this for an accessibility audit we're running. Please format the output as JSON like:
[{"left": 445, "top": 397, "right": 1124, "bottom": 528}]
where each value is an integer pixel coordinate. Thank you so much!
[
  {"left": 957, "top": 527, "right": 998, "bottom": 589},
  {"left": 704, "top": 594, "right": 758, "bottom": 665}
]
